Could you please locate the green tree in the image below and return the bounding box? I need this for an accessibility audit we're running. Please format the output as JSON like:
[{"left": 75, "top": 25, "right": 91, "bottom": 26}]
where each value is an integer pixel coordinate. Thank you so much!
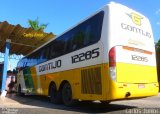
[
  {"left": 28, "top": 17, "right": 48, "bottom": 31},
  {"left": 156, "top": 39, "right": 160, "bottom": 51},
  {"left": 156, "top": 40, "right": 160, "bottom": 85}
]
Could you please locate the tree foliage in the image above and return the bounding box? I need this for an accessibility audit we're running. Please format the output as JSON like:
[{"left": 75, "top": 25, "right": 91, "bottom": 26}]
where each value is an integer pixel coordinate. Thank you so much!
[
  {"left": 156, "top": 39, "right": 160, "bottom": 51},
  {"left": 28, "top": 17, "right": 48, "bottom": 31}
]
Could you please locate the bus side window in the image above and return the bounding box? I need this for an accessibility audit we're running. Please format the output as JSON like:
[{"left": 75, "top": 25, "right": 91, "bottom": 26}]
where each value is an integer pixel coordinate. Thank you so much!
[
  {"left": 44, "top": 46, "right": 50, "bottom": 60},
  {"left": 74, "top": 31, "right": 85, "bottom": 50},
  {"left": 65, "top": 33, "right": 74, "bottom": 53},
  {"left": 23, "top": 60, "right": 27, "bottom": 68},
  {"left": 39, "top": 49, "right": 46, "bottom": 63},
  {"left": 63, "top": 35, "right": 69, "bottom": 54},
  {"left": 37, "top": 50, "right": 41, "bottom": 64},
  {"left": 32, "top": 51, "right": 39, "bottom": 66},
  {"left": 84, "top": 25, "right": 91, "bottom": 46},
  {"left": 70, "top": 25, "right": 85, "bottom": 51},
  {"left": 49, "top": 37, "right": 66, "bottom": 59},
  {"left": 49, "top": 44, "right": 55, "bottom": 59}
]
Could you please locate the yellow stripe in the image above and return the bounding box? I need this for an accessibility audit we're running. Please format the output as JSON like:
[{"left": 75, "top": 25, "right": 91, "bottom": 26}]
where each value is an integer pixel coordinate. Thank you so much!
[{"left": 29, "top": 63, "right": 159, "bottom": 101}]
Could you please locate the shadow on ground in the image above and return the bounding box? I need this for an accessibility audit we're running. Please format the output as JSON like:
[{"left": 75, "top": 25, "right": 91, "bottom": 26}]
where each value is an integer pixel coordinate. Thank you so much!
[{"left": 5, "top": 93, "right": 137, "bottom": 113}]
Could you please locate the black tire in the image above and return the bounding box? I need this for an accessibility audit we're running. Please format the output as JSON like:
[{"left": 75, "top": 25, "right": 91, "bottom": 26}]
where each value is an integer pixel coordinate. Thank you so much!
[
  {"left": 62, "top": 82, "right": 77, "bottom": 106},
  {"left": 17, "top": 85, "right": 24, "bottom": 96},
  {"left": 50, "top": 83, "right": 62, "bottom": 104}
]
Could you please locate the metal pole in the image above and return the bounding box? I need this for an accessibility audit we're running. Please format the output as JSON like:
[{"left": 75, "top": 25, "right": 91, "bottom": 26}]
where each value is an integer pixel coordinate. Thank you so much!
[{"left": 1, "top": 39, "right": 11, "bottom": 96}]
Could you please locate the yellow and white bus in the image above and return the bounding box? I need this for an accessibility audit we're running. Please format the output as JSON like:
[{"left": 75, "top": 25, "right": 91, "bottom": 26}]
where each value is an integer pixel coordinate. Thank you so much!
[{"left": 16, "top": 2, "right": 159, "bottom": 106}]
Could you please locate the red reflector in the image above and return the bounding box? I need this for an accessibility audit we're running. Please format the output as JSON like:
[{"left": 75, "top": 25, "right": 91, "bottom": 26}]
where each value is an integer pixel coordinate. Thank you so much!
[{"left": 109, "top": 47, "right": 116, "bottom": 67}]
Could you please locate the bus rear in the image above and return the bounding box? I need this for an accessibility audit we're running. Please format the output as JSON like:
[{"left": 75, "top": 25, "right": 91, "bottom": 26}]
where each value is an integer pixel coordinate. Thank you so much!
[{"left": 106, "top": 3, "right": 159, "bottom": 100}]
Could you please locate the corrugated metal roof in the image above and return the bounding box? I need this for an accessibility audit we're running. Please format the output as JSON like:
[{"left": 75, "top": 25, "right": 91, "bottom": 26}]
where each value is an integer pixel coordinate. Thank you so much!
[{"left": 0, "top": 21, "right": 55, "bottom": 55}]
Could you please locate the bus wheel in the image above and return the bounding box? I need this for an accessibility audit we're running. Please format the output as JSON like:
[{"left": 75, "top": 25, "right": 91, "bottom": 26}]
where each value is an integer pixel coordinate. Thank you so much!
[
  {"left": 50, "top": 83, "right": 62, "bottom": 104},
  {"left": 17, "top": 85, "right": 24, "bottom": 96},
  {"left": 62, "top": 82, "right": 77, "bottom": 106}
]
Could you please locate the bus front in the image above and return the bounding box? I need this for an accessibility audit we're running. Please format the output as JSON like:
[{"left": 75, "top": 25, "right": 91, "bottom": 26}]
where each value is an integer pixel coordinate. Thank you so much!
[{"left": 107, "top": 3, "right": 159, "bottom": 100}]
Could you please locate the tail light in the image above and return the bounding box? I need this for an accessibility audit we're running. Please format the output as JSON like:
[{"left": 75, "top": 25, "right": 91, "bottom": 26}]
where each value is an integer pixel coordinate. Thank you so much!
[
  {"left": 109, "top": 47, "right": 116, "bottom": 81},
  {"left": 109, "top": 47, "right": 116, "bottom": 67}
]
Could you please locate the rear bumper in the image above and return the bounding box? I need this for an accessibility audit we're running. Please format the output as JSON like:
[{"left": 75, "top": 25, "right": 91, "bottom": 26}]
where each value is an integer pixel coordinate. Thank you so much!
[{"left": 108, "top": 81, "right": 159, "bottom": 100}]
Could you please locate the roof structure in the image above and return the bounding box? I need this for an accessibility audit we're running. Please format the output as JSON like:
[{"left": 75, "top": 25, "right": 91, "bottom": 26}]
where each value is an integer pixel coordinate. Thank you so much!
[{"left": 0, "top": 21, "right": 55, "bottom": 55}]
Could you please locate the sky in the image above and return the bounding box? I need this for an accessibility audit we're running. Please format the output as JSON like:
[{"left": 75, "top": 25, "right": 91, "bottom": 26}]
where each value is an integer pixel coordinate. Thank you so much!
[{"left": 0, "top": 0, "right": 160, "bottom": 70}]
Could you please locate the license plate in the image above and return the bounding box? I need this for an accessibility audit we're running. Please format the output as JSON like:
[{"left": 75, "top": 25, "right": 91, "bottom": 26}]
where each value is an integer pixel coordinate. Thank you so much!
[{"left": 138, "top": 84, "right": 145, "bottom": 88}]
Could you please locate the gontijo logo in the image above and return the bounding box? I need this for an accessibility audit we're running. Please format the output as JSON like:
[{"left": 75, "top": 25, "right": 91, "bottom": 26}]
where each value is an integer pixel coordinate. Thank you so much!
[
  {"left": 131, "top": 13, "right": 143, "bottom": 26},
  {"left": 127, "top": 12, "right": 143, "bottom": 26},
  {"left": 121, "top": 12, "right": 151, "bottom": 38}
]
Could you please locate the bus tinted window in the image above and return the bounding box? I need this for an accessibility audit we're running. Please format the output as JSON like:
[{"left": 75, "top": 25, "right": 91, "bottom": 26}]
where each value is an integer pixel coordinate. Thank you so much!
[
  {"left": 65, "top": 11, "right": 104, "bottom": 53},
  {"left": 51, "top": 37, "right": 66, "bottom": 58},
  {"left": 17, "top": 11, "right": 104, "bottom": 69}
]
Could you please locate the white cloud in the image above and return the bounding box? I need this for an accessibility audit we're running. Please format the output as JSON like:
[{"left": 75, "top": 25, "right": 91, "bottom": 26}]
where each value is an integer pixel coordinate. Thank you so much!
[
  {"left": 156, "top": 9, "right": 160, "bottom": 15},
  {"left": 156, "top": 9, "right": 160, "bottom": 26},
  {"left": 156, "top": 22, "right": 160, "bottom": 25}
]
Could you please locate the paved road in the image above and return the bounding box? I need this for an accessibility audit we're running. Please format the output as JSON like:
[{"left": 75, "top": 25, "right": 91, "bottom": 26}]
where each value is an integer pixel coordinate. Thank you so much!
[{"left": 0, "top": 93, "right": 160, "bottom": 114}]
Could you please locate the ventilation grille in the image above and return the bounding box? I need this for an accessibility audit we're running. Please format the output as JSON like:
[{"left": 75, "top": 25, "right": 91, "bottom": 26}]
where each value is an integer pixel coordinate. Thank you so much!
[{"left": 81, "top": 67, "right": 102, "bottom": 94}]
